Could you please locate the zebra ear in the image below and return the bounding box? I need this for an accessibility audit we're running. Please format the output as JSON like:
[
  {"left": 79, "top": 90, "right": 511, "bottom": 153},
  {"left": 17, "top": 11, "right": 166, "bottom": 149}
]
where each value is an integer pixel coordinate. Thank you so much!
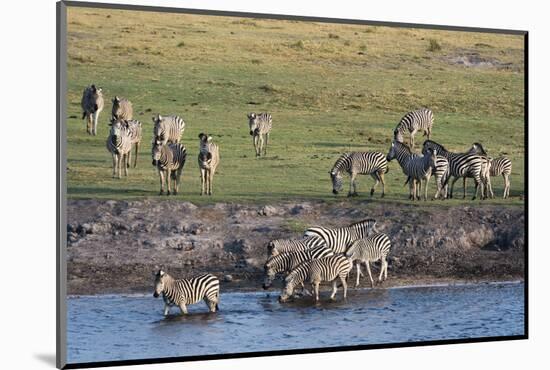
[{"left": 207, "top": 136, "right": 213, "bottom": 143}]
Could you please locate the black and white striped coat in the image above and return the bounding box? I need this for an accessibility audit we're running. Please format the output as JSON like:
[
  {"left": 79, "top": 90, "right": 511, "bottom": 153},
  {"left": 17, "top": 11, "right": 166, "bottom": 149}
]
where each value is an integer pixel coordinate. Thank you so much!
[
  {"left": 345, "top": 233, "right": 391, "bottom": 288},
  {"left": 198, "top": 133, "right": 220, "bottom": 196},
  {"left": 106, "top": 120, "right": 133, "bottom": 178},
  {"left": 247, "top": 112, "right": 272, "bottom": 157},
  {"left": 386, "top": 141, "right": 437, "bottom": 201},
  {"left": 279, "top": 255, "right": 353, "bottom": 302},
  {"left": 267, "top": 236, "right": 326, "bottom": 257},
  {"left": 330, "top": 152, "right": 388, "bottom": 197},
  {"left": 304, "top": 219, "right": 378, "bottom": 254},
  {"left": 81, "top": 84, "right": 104, "bottom": 136},
  {"left": 111, "top": 96, "right": 133, "bottom": 120},
  {"left": 151, "top": 141, "right": 187, "bottom": 195},
  {"left": 110, "top": 117, "right": 142, "bottom": 168},
  {"left": 153, "top": 269, "right": 219, "bottom": 315},
  {"left": 423, "top": 140, "right": 486, "bottom": 200},
  {"left": 393, "top": 108, "right": 434, "bottom": 149},
  {"left": 262, "top": 245, "right": 334, "bottom": 290},
  {"left": 152, "top": 114, "right": 186, "bottom": 145},
  {"left": 468, "top": 143, "right": 512, "bottom": 199}
]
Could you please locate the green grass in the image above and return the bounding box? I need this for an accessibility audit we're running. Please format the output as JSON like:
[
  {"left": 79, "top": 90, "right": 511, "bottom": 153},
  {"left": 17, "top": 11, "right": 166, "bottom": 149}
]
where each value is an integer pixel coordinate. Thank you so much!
[{"left": 66, "top": 8, "right": 525, "bottom": 206}]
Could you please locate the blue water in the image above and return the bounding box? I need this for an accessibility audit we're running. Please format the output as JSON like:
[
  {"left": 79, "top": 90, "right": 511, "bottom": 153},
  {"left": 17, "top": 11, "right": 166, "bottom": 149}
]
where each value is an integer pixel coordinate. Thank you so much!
[{"left": 67, "top": 282, "right": 524, "bottom": 364}]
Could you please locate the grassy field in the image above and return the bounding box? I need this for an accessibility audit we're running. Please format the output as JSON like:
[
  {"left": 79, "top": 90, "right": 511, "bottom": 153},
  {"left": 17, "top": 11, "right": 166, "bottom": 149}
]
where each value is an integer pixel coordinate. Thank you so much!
[{"left": 66, "top": 7, "right": 525, "bottom": 206}]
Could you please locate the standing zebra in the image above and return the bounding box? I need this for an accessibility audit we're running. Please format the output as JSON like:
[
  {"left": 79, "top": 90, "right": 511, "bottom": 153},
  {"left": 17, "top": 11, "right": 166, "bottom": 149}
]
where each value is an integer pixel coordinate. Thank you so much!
[
  {"left": 106, "top": 119, "right": 132, "bottom": 178},
  {"left": 110, "top": 117, "right": 142, "bottom": 168},
  {"left": 247, "top": 112, "right": 272, "bottom": 157},
  {"left": 198, "top": 133, "right": 220, "bottom": 196},
  {"left": 262, "top": 246, "right": 334, "bottom": 290},
  {"left": 330, "top": 152, "right": 388, "bottom": 197},
  {"left": 111, "top": 96, "right": 133, "bottom": 120},
  {"left": 304, "top": 219, "right": 378, "bottom": 254},
  {"left": 151, "top": 141, "right": 187, "bottom": 195},
  {"left": 386, "top": 141, "right": 437, "bottom": 201},
  {"left": 345, "top": 233, "right": 391, "bottom": 288},
  {"left": 468, "top": 143, "right": 512, "bottom": 199},
  {"left": 278, "top": 255, "right": 353, "bottom": 303},
  {"left": 152, "top": 114, "right": 186, "bottom": 145},
  {"left": 393, "top": 108, "right": 434, "bottom": 149},
  {"left": 432, "top": 155, "right": 450, "bottom": 199},
  {"left": 81, "top": 84, "right": 104, "bottom": 136},
  {"left": 153, "top": 269, "right": 220, "bottom": 315},
  {"left": 422, "top": 140, "right": 486, "bottom": 200},
  {"left": 267, "top": 236, "right": 326, "bottom": 257}
]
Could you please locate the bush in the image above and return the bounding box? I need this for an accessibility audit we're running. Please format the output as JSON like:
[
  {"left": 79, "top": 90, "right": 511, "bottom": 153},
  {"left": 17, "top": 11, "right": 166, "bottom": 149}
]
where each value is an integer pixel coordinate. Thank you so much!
[
  {"left": 177, "top": 41, "right": 185, "bottom": 47},
  {"left": 328, "top": 33, "right": 340, "bottom": 39},
  {"left": 427, "top": 39, "right": 442, "bottom": 52}
]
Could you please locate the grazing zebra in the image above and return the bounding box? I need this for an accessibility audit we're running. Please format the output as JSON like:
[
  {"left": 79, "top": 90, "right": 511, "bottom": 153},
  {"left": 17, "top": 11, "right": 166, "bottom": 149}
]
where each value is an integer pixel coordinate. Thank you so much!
[
  {"left": 111, "top": 96, "right": 133, "bottom": 120},
  {"left": 153, "top": 269, "right": 219, "bottom": 315},
  {"left": 81, "top": 84, "right": 104, "bottom": 136},
  {"left": 198, "top": 133, "right": 220, "bottom": 196},
  {"left": 393, "top": 108, "right": 434, "bottom": 149},
  {"left": 345, "top": 233, "right": 391, "bottom": 288},
  {"left": 110, "top": 117, "right": 142, "bottom": 168},
  {"left": 386, "top": 141, "right": 437, "bottom": 201},
  {"left": 106, "top": 119, "right": 132, "bottom": 178},
  {"left": 152, "top": 114, "right": 186, "bottom": 145},
  {"left": 422, "top": 140, "right": 486, "bottom": 200},
  {"left": 267, "top": 236, "right": 326, "bottom": 257},
  {"left": 279, "top": 255, "right": 353, "bottom": 303},
  {"left": 151, "top": 141, "right": 187, "bottom": 195},
  {"left": 303, "top": 219, "right": 378, "bottom": 254},
  {"left": 262, "top": 246, "right": 334, "bottom": 290},
  {"left": 247, "top": 112, "right": 272, "bottom": 157},
  {"left": 330, "top": 152, "right": 388, "bottom": 198},
  {"left": 468, "top": 143, "right": 512, "bottom": 199}
]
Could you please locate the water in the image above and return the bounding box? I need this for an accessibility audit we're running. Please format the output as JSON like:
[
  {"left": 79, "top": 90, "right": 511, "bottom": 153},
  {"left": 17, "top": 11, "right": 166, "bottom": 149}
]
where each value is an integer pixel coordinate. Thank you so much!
[{"left": 67, "top": 282, "right": 524, "bottom": 364}]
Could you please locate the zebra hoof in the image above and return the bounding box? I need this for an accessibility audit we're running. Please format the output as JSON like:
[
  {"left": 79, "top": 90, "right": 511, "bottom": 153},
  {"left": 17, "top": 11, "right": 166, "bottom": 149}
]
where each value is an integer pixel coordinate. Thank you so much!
[
  {"left": 381, "top": 193, "right": 385, "bottom": 198},
  {"left": 159, "top": 191, "right": 164, "bottom": 195},
  {"left": 166, "top": 191, "right": 171, "bottom": 196},
  {"left": 370, "top": 189, "right": 375, "bottom": 196},
  {"left": 347, "top": 193, "right": 353, "bottom": 198}
]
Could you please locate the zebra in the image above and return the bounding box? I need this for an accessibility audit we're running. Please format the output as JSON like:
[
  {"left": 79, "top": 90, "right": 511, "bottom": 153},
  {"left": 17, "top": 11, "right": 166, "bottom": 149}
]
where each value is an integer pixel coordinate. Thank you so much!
[
  {"left": 81, "top": 84, "right": 104, "bottom": 136},
  {"left": 198, "top": 133, "right": 220, "bottom": 196},
  {"left": 106, "top": 119, "right": 133, "bottom": 178},
  {"left": 422, "top": 140, "right": 486, "bottom": 200},
  {"left": 303, "top": 219, "right": 378, "bottom": 254},
  {"left": 262, "top": 245, "right": 334, "bottom": 290},
  {"left": 151, "top": 140, "right": 187, "bottom": 195},
  {"left": 267, "top": 236, "right": 327, "bottom": 257},
  {"left": 247, "top": 112, "right": 272, "bottom": 157},
  {"left": 152, "top": 114, "right": 186, "bottom": 145},
  {"left": 386, "top": 141, "right": 437, "bottom": 201},
  {"left": 330, "top": 152, "right": 388, "bottom": 198},
  {"left": 278, "top": 255, "right": 353, "bottom": 303},
  {"left": 153, "top": 269, "right": 219, "bottom": 315},
  {"left": 111, "top": 96, "right": 133, "bottom": 120},
  {"left": 110, "top": 117, "right": 142, "bottom": 168},
  {"left": 393, "top": 108, "right": 434, "bottom": 149},
  {"left": 468, "top": 143, "right": 512, "bottom": 199},
  {"left": 345, "top": 233, "right": 391, "bottom": 288}
]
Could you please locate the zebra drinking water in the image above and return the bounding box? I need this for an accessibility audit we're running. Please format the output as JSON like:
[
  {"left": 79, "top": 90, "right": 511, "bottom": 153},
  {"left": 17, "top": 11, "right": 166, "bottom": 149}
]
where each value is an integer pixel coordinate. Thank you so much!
[
  {"left": 152, "top": 114, "right": 186, "bottom": 145},
  {"left": 151, "top": 141, "right": 187, "bottom": 195},
  {"left": 198, "top": 133, "right": 220, "bottom": 196},
  {"left": 106, "top": 119, "right": 132, "bottom": 178},
  {"left": 267, "top": 236, "right": 327, "bottom": 257},
  {"left": 345, "top": 233, "right": 391, "bottom": 288},
  {"left": 153, "top": 269, "right": 220, "bottom": 315},
  {"left": 330, "top": 152, "right": 388, "bottom": 197},
  {"left": 304, "top": 219, "right": 378, "bottom": 254},
  {"left": 393, "top": 108, "right": 434, "bottom": 149},
  {"left": 247, "top": 112, "right": 272, "bottom": 157},
  {"left": 278, "top": 255, "right": 353, "bottom": 303},
  {"left": 81, "top": 84, "right": 104, "bottom": 136},
  {"left": 111, "top": 96, "right": 133, "bottom": 120}
]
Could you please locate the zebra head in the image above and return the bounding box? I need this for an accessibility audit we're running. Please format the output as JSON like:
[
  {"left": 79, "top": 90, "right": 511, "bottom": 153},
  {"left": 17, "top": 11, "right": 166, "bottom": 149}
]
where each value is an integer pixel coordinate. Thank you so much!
[
  {"left": 470, "top": 142, "right": 488, "bottom": 156},
  {"left": 198, "top": 151, "right": 213, "bottom": 167},
  {"left": 151, "top": 140, "right": 162, "bottom": 166},
  {"left": 329, "top": 170, "right": 343, "bottom": 194},
  {"left": 393, "top": 128, "right": 404, "bottom": 143},
  {"left": 262, "top": 260, "right": 277, "bottom": 290},
  {"left": 247, "top": 113, "right": 258, "bottom": 135},
  {"left": 153, "top": 269, "right": 167, "bottom": 298},
  {"left": 108, "top": 119, "right": 123, "bottom": 138},
  {"left": 152, "top": 114, "right": 163, "bottom": 137},
  {"left": 278, "top": 274, "right": 297, "bottom": 303},
  {"left": 386, "top": 141, "right": 398, "bottom": 162}
]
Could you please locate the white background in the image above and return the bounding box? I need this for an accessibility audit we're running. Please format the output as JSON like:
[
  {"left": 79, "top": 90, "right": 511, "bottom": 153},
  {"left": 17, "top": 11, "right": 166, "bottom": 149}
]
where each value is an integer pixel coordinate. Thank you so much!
[{"left": 0, "top": 0, "right": 545, "bottom": 369}]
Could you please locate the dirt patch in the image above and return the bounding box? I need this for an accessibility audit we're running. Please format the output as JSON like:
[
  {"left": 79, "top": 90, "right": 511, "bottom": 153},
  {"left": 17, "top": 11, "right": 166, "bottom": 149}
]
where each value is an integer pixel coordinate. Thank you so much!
[
  {"left": 66, "top": 200, "right": 524, "bottom": 295},
  {"left": 443, "top": 51, "right": 520, "bottom": 71}
]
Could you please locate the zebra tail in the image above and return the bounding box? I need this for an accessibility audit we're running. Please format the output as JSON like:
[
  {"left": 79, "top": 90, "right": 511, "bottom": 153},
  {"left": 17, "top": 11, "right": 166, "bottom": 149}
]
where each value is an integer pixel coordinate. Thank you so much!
[
  {"left": 81, "top": 111, "right": 86, "bottom": 120},
  {"left": 404, "top": 177, "right": 411, "bottom": 186},
  {"left": 385, "top": 166, "right": 389, "bottom": 174},
  {"left": 442, "top": 172, "right": 451, "bottom": 188},
  {"left": 216, "top": 303, "right": 219, "bottom": 311}
]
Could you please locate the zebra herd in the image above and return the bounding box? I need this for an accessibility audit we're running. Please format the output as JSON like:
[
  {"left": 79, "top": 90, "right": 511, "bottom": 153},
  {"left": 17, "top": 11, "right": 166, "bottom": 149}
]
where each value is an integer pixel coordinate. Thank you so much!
[{"left": 152, "top": 218, "right": 391, "bottom": 315}]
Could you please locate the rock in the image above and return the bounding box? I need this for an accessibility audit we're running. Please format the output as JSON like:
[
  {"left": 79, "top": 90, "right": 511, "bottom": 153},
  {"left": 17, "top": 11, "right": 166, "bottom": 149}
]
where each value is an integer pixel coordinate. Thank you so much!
[
  {"left": 259, "top": 205, "right": 281, "bottom": 216},
  {"left": 181, "top": 202, "right": 198, "bottom": 211},
  {"left": 223, "top": 274, "right": 233, "bottom": 282},
  {"left": 290, "top": 203, "right": 313, "bottom": 215}
]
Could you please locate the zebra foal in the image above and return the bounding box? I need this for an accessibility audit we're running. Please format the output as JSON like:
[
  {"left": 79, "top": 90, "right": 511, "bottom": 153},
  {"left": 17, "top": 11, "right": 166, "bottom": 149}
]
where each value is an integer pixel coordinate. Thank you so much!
[
  {"left": 111, "top": 96, "right": 133, "bottom": 120},
  {"left": 393, "top": 108, "right": 434, "bottom": 149},
  {"left": 106, "top": 119, "right": 133, "bottom": 178},
  {"left": 81, "top": 84, "right": 104, "bottom": 136},
  {"left": 304, "top": 219, "right": 378, "bottom": 254},
  {"left": 278, "top": 255, "right": 353, "bottom": 303},
  {"left": 345, "top": 233, "right": 391, "bottom": 288},
  {"left": 198, "top": 133, "right": 220, "bottom": 196},
  {"left": 247, "top": 112, "right": 272, "bottom": 157},
  {"left": 267, "top": 236, "right": 326, "bottom": 257},
  {"left": 152, "top": 114, "right": 186, "bottom": 145},
  {"left": 152, "top": 141, "right": 187, "bottom": 195},
  {"left": 330, "top": 152, "right": 388, "bottom": 197},
  {"left": 153, "top": 269, "right": 220, "bottom": 315}
]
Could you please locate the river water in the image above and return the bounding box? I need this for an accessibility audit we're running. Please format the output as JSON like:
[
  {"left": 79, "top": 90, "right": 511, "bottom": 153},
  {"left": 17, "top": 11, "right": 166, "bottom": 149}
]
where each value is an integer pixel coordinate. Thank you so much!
[{"left": 67, "top": 282, "right": 524, "bottom": 364}]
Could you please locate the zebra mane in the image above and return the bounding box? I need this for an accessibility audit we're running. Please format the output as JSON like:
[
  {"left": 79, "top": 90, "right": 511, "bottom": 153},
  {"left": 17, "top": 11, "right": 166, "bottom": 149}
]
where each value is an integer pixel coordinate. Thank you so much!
[
  {"left": 331, "top": 153, "right": 351, "bottom": 174},
  {"left": 393, "top": 140, "right": 413, "bottom": 154},
  {"left": 348, "top": 218, "right": 376, "bottom": 227},
  {"left": 423, "top": 140, "right": 447, "bottom": 153}
]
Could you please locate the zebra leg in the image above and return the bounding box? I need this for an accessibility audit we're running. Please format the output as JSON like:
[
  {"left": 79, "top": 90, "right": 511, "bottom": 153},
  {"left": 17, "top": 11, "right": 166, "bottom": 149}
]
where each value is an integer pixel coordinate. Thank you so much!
[
  {"left": 127, "top": 147, "right": 132, "bottom": 169},
  {"left": 159, "top": 170, "right": 165, "bottom": 195},
  {"left": 370, "top": 173, "right": 379, "bottom": 197},
  {"left": 313, "top": 282, "right": 320, "bottom": 302},
  {"left": 449, "top": 176, "right": 460, "bottom": 199},
  {"left": 111, "top": 153, "right": 117, "bottom": 178},
  {"left": 330, "top": 280, "right": 338, "bottom": 300},
  {"left": 92, "top": 111, "right": 98, "bottom": 136},
  {"left": 205, "top": 298, "right": 217, "bottom": 312},
  {"left": 365, "top": 262, "right": 374, "bottom": 288},
  {"left": 208, "top": 170, "right": 213, "bottom": 195},
  {"left": 340, "top": 274, "right": 348, "bottom": 300},
  {"left": 163, "top": 304, "right": 170, "bottom": 316},
  {"left": 502, "top": 174, "right": 507, "bottom": 199},
  {"left": 259, "top": 135, "right": 265, "bottom": 157},
  {"left": 166, "top": 169, "right": 172, "bottom": 195},
  {"left": 383, "top": 258, "right": 388, "bottom": 281},
  {"left": 348, "top": 172, "right": 358, "bottom": 197},
  {"left": 462, "top": 177, "right": 467, "bottom": 199},
  {"left": 86, "top": 114, "right": 92, "bottom": 135},
  {"left": 178, "top": 303, "right": 188, "bottom": 315},
  {"left": 424, "top": 176, "right": 430, "bottom": 201},
  {"left": 134, "top": 142, "right": 139, "bottom": 168},
  {"left": 200, "top": 168, "right": 205, "bottom": 195},
  {"left": 380, "top": 171, "right": 386, "bottom": 198},
  {"left": 123, "top": 154, "right": 129, "bottom": 177},
  {"left": 116, "top": 154, "right": 123, "bottom": 179},
  {"left": 264, "top": 133, "right": 268, "bottom": 156},
  {"left": 355, "top": 263, "right": 362, "bottom": 287}
]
